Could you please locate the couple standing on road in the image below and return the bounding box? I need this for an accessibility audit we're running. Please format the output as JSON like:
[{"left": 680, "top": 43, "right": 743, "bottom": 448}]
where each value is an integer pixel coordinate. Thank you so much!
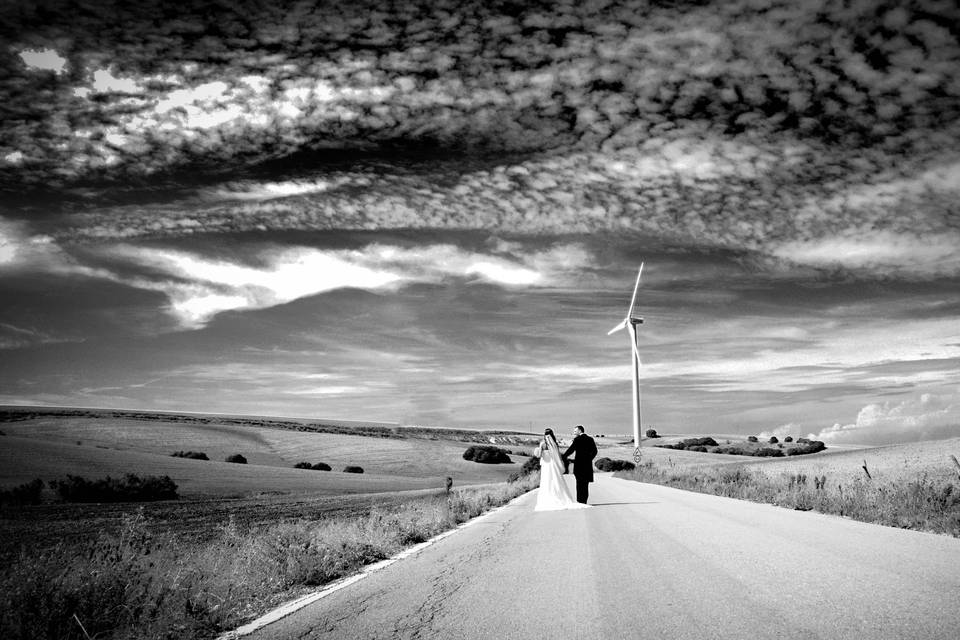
[{"left": 533, "top": 425, "right": 598, "bottom": 511}]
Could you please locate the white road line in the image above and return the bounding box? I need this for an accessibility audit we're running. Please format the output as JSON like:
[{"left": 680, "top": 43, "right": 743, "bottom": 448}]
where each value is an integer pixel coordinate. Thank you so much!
[{"left": 217, "top": 489, "right": 535, "bottom": 639}]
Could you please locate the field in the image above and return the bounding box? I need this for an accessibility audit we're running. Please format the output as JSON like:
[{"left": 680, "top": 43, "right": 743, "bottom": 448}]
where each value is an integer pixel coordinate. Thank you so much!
[
  {"left": 738, "top": 437, "right": 960, "bottom": 484},
  {"left": 0, "top": 407, "right": 541, "bottom": 553},
  {"left": 619, "top": 435, "right": 960, "bottom": 536},
  {"left": 0, "top": 407, "right": 545, "bottom": 639}
]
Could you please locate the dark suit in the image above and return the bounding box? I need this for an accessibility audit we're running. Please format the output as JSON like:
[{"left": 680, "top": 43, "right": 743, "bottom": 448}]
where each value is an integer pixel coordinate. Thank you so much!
[{"left": 563, "top": 433, "right": 598, "bottom": 503}]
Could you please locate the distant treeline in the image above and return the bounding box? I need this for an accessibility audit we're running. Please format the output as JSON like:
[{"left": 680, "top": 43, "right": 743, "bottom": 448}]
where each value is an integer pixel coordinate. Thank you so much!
[{"left": 0, "top": 407, "right": 539, "bottom": 445}]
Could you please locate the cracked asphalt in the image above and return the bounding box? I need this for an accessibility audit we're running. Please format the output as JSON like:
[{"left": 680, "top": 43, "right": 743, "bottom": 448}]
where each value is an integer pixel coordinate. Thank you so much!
[{"left": 242, "top": 474, "right": 960, "bottom": 640}]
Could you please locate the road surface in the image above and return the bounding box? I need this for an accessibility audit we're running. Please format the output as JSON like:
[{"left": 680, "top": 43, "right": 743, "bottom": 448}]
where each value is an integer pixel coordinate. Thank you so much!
[{"left": 242, "top": 474, "right": 960, "bottom": 639}]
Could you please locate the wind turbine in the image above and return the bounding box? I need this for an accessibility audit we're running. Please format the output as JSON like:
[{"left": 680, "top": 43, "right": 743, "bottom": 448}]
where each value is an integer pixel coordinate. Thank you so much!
[{"left": 607, "top": 263, "right": 645, "bottom": 455}]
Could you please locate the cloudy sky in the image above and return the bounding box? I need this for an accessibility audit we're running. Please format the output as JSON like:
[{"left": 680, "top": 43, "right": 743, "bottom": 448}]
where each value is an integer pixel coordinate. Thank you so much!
[{"left": 1, "top": 0, "right": 959, "bottom": 445}]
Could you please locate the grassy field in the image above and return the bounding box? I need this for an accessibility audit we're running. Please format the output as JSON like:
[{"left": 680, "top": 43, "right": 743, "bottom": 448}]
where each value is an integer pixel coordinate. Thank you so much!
[
  {"left": 0, "top": 408, "right": 541, "bottom": 556},
  {"left": 0, "top": 407, "right": 542, "bottom": 639},
  {"left": 619, "top": 436, "right": 960, "bottom": 536},
  {"left": 1, "top": 477, "right": 539, "bottom": 640},
  {"left": 0, "top": 414, "right": 533, "bottom": 492}
]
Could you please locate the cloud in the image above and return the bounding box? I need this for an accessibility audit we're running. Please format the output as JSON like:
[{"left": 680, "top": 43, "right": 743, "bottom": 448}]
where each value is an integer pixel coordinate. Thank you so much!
[
  {"left": 808, "top": 392, "right": 960, "bottom": 445},
  {"left": 1, "top": 0, "right": 957, "bottom": 276},
  {"left": 205, "top": 178, "right": 346, "bottom": 201},
  {"left": 17, "top": 47, "right": 67, "bottom": 74},
  {"left": 0, "top": 322, "right": 78, "bottom": 350},
  {"left": 97, "top": 241, "right": 591, "bottom": 329},
  {"left": 104, "top": 245, "right": 404, "bottom": 328},
  {"left": 771, "top": 231, "right": 960, "bottom": 277},
  {"left": 0, "top": 216, "right": 111, "bottom": 279}
]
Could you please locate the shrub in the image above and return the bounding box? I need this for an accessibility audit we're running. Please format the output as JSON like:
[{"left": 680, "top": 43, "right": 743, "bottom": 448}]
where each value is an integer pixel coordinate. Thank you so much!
[
  {"left": 784, "top": 436, "right": 793, "bottom": 442},
  {"left": 645, "top": 428, "right": 659, "bottom": 438},
  {"left": 688, "top": 445, "right": 709, "bottom": 453},
  {"left": 0, "top": 478, "right": 45, "bottom": 506},
  {"left": 520, "top": 456, "right": 540, "bottom": 474},
  {"left": 789, "top": 441, "right": 826, "bottom": 455},
  {"left": 343, "top": 466, "right": 364, "bottom": 474},
  {"left": 225, "top": 454, "right": 247, "bottom": 464},
  {"left": 754, "top": 447, "right": 784, "bottom": 457},
  {"left": 171, "top": 450, "right": 209, "bottom": 460},
  {"left": 508, "top": 456, "right": 541, "bottom": 482},
  {"left": 49, "top": 474, "right": 178, "bottom": 502},
  {"left": 747, "top": 435, "right": 758, "bottom": 443},
  {"left": 595, "top": 457, "right": 636, "bottom": 472},
  {"left": 654, "top": 442, "right": 686, "bottom": 450},
  {"left": 294, "top": 462, "right": 332, "bottom": 471},
  {"left": 683, "top": 437, "right": 718, "bottom": 447},
  {"left": 768, "top": 436, "right": 779, "bottom": 444},
  {"left": 462, "top": 445, "right": 512, "bottom": 464},
  {"left": 714, "top": 446, "right": 748, "bottom": 456}
]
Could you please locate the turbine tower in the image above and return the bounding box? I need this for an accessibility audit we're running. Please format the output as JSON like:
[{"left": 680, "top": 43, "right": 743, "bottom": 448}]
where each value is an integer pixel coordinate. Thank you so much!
[{"left": 607, "top": 263, "right": 645, "bottom": 454}]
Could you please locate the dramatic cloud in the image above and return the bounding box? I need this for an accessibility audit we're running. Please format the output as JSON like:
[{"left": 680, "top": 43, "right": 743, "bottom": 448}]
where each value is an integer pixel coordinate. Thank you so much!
[
  {"left": 1, "top": 0, "right": 957, "bottom": 279},
  {"left": 808, "top": 392, "right": 960, "bottom": 445}
]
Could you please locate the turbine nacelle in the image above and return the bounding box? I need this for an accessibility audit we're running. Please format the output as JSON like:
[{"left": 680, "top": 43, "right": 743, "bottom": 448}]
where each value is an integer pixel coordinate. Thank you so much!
[{"left": 606, "top": 316, "right": 644, "bottom": 335}]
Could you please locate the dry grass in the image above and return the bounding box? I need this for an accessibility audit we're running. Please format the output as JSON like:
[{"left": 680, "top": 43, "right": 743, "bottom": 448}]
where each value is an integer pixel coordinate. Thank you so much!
[
  {"left": 0, "top": 411, "right": 539, "bottom": 638},
  {"left": 0, "top": 476, "right": 538, "bottom": 640},
  {"left": 621, "top": 437, "right": 960, "bottom": 536}
]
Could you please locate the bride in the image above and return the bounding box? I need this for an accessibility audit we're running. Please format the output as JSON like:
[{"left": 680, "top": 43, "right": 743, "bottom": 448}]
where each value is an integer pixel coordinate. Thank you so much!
[{"left": 533, "top": 428, "right": 590, "bottom": 511}]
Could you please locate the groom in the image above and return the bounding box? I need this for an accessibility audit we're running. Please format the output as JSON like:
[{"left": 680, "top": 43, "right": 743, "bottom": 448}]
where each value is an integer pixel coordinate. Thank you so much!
[{"left": 563, "top": 425, "right": 598, "bottom": 504}]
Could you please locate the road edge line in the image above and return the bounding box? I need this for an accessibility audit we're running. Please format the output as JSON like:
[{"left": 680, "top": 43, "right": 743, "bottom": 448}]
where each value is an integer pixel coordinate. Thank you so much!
[{"left": 217, "top": 488, "right": 536, "bottom": 639}]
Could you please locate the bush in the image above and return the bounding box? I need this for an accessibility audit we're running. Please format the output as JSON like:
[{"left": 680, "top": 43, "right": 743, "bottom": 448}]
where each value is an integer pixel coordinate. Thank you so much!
[
  {"left": 768, "top": 436, "right": 779, "bottom": 444},
  {"left": 296, "top": 462, "right": 332, "bottom": 471},
  {"left": 714, "top": 446, "right": 748, "bottom": 456},
  {"left": 595, "top": 457, "right": 636, "bottom": 472},
  {"left": 789, "top": 440, "right": 826, "bottom": 455},
  {"left": 747, "top": 435, "right": 758, "bottom": 443},
  {"left": 784, "top": 436, "right": 793, "bottom": 442},
  {"left": 49, "top": 474, "right": 178, "bottom": 502},
  {"left": 343, "top": 466, "right": 364, "bottom": 474},
  {"left": 508, "top": 455, "right": 541, "bottom": 482},
  {"left": 462, "top": 445, "right": 512, "bottom": 464},
  {"left": 688, "top": 445, "right": 709, "bottom": 453},
  {"left": 645, "top": 429, "right": 659, "bottom": 438},
  {"left": 225, "top": 454, "right": 247, "bottom": 464},
  {"left": 654, "top": 442, "right": 686, "bottom": 450},
  {"left": 171, "top": 450, "right": 209, "bottom": 460},
  {"left": 754, "top": 447, "right": 784, "bottom": 457},
  {"left": 683, "top": 437, "right": 718, "bottom": 447},
  {"left": 0, "top": 478, "right": 45, "bottom": 506}
]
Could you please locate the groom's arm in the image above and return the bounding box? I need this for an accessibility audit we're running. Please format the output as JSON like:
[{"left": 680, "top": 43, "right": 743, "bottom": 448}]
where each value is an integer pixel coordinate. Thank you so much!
[{"left": 563, "top": 439, "right": 577, "bottom": 459}]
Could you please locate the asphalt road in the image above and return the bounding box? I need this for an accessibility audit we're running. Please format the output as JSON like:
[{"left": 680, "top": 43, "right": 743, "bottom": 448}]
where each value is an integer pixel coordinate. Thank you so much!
[{"left": 241, "top": 474, "right": 960, "bottom": 640}]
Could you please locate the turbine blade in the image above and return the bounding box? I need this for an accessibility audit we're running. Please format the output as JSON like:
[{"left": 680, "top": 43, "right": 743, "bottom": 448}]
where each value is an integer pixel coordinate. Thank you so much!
[
  {"left": 626, "top": 262, "right": 644, "bottom": 317},
  {"left": 607, "top": 318, "right": 627, "bottom": 335}
]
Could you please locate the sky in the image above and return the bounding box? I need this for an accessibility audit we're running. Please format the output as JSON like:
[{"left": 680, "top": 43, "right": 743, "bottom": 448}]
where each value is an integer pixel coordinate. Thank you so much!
[{"left": 1, "top": 0, "right": 959, "bottom": 445}]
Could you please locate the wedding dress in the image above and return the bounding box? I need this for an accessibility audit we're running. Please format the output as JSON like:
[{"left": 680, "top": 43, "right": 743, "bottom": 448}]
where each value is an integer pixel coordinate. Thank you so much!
[{"left": 534, "top": 436, "right": 590, "bottom": 512}]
